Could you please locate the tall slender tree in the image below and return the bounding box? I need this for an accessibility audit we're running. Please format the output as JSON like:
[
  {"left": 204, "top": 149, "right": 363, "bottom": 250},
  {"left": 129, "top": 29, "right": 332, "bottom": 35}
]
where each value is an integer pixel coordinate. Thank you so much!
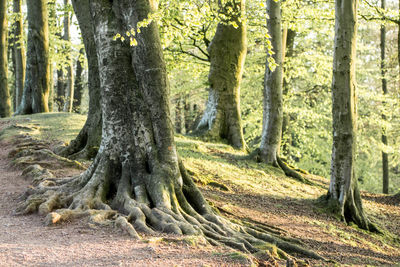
[
  {"left": 260, "top": 0, "right": 283, "bottom": 166},
  {"left": 328, "top": 0, "right": 376, "bottom": 231},
  {"left": 380, "top": 0, "right": 389, "bottom": 194},
  {"left": 0, "top": 0, "right": 10, "bottom": 118},
  {"left": 73, "top": 47, "right": 84, "bottom": 113},
  {"left": 62, "top": 0, "right": 74, "bottom": 112},
  {"left": 15, "top": 0, "right": 50, "bottom": 115},
  {"left": 195, "top": 0, "right": 247, "bottom": 149},
  {"left": 12, "top": 0, "right": 25, "bottom": 110}
]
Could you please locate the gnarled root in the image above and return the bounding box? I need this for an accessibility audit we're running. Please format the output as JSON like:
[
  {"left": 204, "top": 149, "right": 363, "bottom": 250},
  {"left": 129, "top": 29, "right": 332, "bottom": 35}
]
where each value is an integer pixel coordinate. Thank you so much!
[{"left": 16, "top": 153, "right": 327, "bottom": 265}]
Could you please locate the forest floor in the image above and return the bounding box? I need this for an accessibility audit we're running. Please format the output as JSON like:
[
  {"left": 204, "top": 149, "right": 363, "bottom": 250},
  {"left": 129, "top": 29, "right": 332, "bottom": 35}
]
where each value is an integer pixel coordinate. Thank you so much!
[{"left": 1, "top": 113, "right": 400, "bottom": 267}]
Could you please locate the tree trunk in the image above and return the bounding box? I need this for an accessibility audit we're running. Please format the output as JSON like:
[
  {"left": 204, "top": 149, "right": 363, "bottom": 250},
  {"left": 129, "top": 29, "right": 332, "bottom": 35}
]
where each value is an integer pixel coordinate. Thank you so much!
[
  {"left": 260, "top": 0, "right": 284, "bottom": 166},
  {"left": 58, "top": 0, "right": 102, "bottom": 160},
  {"left": 380, "top": 0, "right": 389, "bottom": 195},
  {"left": 15, "top": 0, "right": 50, "bottom": 115},
  {"left": 281, "top": 29, "right": 296, "bottom": 156},
  {"left": 73, "top": 48, "right": 84, "bottom": 113},
  {"left": 56, "top": 68, "right": 64, "bottom": 110},
  {"left": 175, "top": 96, "right": 185, "bottom": 134},
  {"left": 12, "top": 0, "right": 25, "bottom": 111},
  {"left": 17, "top": 1, "right": 326, "bottom": 262},
  {"left": 328, "top": 0, "right": 376, "bottom": 231},
  {"left": 195, "top": 0, "right": 247, "bottom": 150},
  {"left": 62, "top": 0, "right": 74, "bottom": 113},
  {"left": 0, "top": 0, "right": 10, "bottom": 118}
]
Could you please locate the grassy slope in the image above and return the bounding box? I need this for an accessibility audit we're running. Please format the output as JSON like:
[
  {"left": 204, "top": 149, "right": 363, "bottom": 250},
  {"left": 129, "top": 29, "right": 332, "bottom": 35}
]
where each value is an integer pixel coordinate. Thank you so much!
[{"left": 1, "top": 113, "right": 400, "bottom": 266}]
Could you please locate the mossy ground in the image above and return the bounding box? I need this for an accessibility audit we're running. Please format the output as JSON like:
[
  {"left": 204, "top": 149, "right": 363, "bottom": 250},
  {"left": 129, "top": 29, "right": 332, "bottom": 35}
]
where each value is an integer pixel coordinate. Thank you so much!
[{"left": 1, "top": 113, "right": 400, "bottom": 266}]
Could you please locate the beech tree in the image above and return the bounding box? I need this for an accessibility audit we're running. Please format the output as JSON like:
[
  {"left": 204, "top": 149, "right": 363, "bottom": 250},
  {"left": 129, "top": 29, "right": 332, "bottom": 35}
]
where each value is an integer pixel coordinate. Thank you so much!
[
  {"left": 57, "top": 0, "right": 102, "bottom": 160},
  {"left": 196, "top": 0, "right": 247, "bottom": 149},
  {"left": 11, "top": 0, "right": 26, "bottom": 110},
  {"left": 15, "top": 0, "right": 50, "bottom": 115},
  {"left": 17, "top": 0, "right": 325, "bottom": 262},
  {"left": 257, "top": 0, "right": 305, "bottom": 181},
  {"left": 328, "top": 0, "right": 377, "bottom": 231},
  {"left": 62, "top": 0, "right": 74, "bottom": 113},
  {"left": 73, "top": 48, "right": 84, "bottom": 113},
  {"left": 380, "top": 0, "right": 389, "bottom": 194},
  {"left": 0, "top": 0, "right": 10, "bottom": 118}
]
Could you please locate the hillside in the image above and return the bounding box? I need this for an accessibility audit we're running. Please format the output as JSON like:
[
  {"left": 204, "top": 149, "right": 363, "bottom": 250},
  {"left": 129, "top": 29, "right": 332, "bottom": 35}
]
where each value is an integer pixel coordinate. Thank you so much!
[{"left": 1, "top": 113, "right": 400, "bottom": 266}]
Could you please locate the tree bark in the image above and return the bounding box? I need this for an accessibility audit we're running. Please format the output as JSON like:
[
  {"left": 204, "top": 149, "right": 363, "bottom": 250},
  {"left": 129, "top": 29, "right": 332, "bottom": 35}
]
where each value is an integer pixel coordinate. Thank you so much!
[
  {"left": 62, "top": 0, "right": 74, "bottom": 113},
  {"left": 12, "top": 0, "right": 25, "bottom": 111},
  {"left": 73, "top": 48, "right": 84, "bottom": 113},
  {"left": 195, "top": 0, "right": 247, "bottom": 150},
  {"left": 58, "top": 0, "right": 102, "bottom": 160},
  {"left": 0, "top": 0, "right": 10, "bottom": 118},
  {"left": 328, "top": 0, "right": 376, "bottom": 231},
  {"left": 281, "top": 29, "right": 296, "bottom": 156},
  {"left": 260, "top": 0, "right": 284, "bottom": 166},
  {"left": 15, "top": 0, "right": 50, "bottom": 115},
  {"left": 380, "top": 0, "right": 389, "bottom": 195}
]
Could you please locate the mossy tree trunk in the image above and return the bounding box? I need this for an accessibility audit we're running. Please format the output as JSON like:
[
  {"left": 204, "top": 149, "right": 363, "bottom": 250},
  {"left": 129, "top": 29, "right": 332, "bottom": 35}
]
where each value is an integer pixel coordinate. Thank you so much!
[
  {"left": 18, "top": 1, "right": 326, "bottom": 263},
  {"left": 62, "top": 0, "right": 74, "bottom": 113},
  {"left": 328, "top": 0, "right": 376, "bottom": 231},
  {"left": 380, "top": 0, "right": 389, "bottom": 195},
  {"left": 73, "top": 48, "right": 84, "bottom": 113},
  {"left": 196, "top": 0, "right": 247, "bottom": 150},
  {"left": 12, "top": 0, "right": 25, "bottom": 111},
  {"left": 0, "top": 0, "right": 10, "bottom": 118},
  {"left": 15, "top": 0, "right": 50, "bottom": 115},
  {"left": 58, "top": 0, "right": 102, "bottom": 160},
  {"left": 260, "top": 0, "right": 283, "bottom": 166}
]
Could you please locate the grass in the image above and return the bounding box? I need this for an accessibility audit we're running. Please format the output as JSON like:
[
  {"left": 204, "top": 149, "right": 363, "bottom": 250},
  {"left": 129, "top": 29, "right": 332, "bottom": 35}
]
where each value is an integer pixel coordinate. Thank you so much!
[
  {"left": 1, "top": 112, "right": 399, "bottom": 266},
  {"left": 0, "top": 112, "right": 86, "bottom": 144}
]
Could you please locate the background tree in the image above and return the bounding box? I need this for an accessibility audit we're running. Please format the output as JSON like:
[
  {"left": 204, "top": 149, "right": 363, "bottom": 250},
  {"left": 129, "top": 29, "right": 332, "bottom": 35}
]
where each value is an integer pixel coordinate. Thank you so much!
[
  {"left": 62, "top": 0, "right": 74, "bottom": 113},
  {"left": 15, "top": 0, "right": 50, "bottom": 115},
  {"left": 195, "top": 0, "right": 247, "bottom": 149},
  {"left": 0, "top": 0, "right": 10, "bottom": 118},
  {"left": 380, "top": 0, "right": 389, "bottom": 194},
  {"left": 328, "top": 0, "right": 376, "bottom": 230},
  {"left": 11, "top": 0, "right": 25, "bottom": 111},
  {"left": 73, "top": 47, "right": 84, "bottom": 113},
  {"left": 58, "top": 0, "right": 102, "bottom": 160}
]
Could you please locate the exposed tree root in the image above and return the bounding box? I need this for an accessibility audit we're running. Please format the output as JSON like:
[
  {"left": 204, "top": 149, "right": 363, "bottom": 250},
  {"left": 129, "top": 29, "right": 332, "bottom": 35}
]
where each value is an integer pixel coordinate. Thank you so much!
[
  {"left": 9, "top": 136, "right": 85, "bottom": 171},
  {"left": 250, "top": 148, "right": 314, "bottom": 185},
  {"left": 14, "top": 149, "right": 328, "bottom": 266}
]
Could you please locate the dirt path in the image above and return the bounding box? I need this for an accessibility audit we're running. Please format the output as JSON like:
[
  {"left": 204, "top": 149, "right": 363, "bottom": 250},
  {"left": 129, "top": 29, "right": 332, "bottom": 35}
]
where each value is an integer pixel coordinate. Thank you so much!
[{"left": 0, "top": 139, "right": 242, "bottom": 267}]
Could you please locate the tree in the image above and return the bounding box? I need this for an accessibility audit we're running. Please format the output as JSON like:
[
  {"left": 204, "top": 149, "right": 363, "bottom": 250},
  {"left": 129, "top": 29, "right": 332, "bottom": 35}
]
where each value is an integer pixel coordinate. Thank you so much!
[
  {"left": 328, "top": 0, "right": 377, "bottom": 230},
  {"left": 62, "top": 0, "right": 74, "bottom": 113},
  {"left": 195, "top": 0, "right": 247, "bottom": 150},
  {"left": 57, "top": 0, "right": 101, "bottom": 160},
  {"left": 257, "top": 0, "right": 305, "bottom": 182},
  {"left": 0, "top": 0, "right": 10, "bottom": 118},
  {"left": 15, "top": 0, "right": 50, "bottom": 115},
  {"left": 73, "top": 47, "right": 84, "bottom": 113},
  {"left": 380, "top": 0, "right": 389, "bottom": 194},
  {"left": 11, "top": 0, "right": 25, "bottom": 110},
  {"left": 18, "top": 1, "right": 325, "bottom": 263}
]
